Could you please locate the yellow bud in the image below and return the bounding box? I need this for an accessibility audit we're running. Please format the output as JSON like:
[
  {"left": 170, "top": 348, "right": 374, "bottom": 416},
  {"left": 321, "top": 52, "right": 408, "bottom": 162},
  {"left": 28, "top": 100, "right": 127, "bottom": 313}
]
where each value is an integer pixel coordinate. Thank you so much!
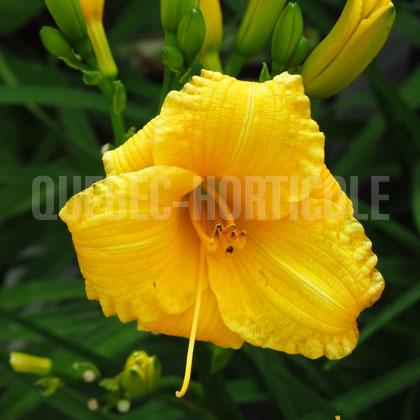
[
  {"left": 302, "top": 0, "right": 396, "bottom": 98},
  {"left": 120, "top": 351, "right": 161, "bottom": 398},
  {"left": 197, "top": 0, "right": 223, "bottom": 72},
  {"left": 79, "top": 0, "right": 104, "bottom": 23},
  {"left": 79, "top": 0, "right": 117, "bottom": 78},
  {"left": 10, "top": 352, "right": 52, "bottom": 376}
]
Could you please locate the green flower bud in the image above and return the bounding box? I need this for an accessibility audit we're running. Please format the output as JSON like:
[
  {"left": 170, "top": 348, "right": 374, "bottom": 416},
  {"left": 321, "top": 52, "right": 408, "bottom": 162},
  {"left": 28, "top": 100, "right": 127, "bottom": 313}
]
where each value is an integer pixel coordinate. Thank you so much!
[
  {"left": 45, "top": 0, "right": 88, "bottom": 45},
  {"left": 40, "top": 26, "right": 72, "bottom": 58},
  {"left": 177, "top": 8, "right": 206, "bottom": 59},
  {"left": 235, "top": 0, "right": 287, "bottom": 57},
  {"left": 120, "top": 351, "right": 161, "bottom": 398},
  {"left": 113, "top": 81, "right": 127, "bottom": 115},
  {"left": 73, "top": 362, "right": 101, "bottom": 383},
  {"left": 160, "top": 0, "right": 200, "bottom": 33},
  {"left": 162, "top": 46, "right": 184, "bottom": 73},
  {"left": 288, "top": 36, "right": 309, "bottom": 67},
  {"left": 271, "top": 3, "right": 303, "bottom": 75},
  {"left": 10, "top": 352, "right": 52, "bottom": 376}
]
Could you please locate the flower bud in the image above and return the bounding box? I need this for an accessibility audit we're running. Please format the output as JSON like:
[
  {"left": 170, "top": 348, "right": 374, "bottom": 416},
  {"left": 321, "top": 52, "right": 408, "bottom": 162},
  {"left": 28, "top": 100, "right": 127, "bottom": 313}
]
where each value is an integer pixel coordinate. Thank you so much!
[
  {"left": 40, "top": 26, "right": 72, "bottom": 58},
  {"left": 160, "top": 0, "right": 200, "bottom": 33},
  {"left": 235, "top": 0, "right": 287, "bottom": 57},
  {"left": 79, "top": 0, "right": 104, "bottom": 23},
  {"left": 79, "top": 0, "right": 117, "bottom": 78},
  {"left": 177, "top": 8, "right": 206, "bottom": 59},
  {"left": 162, "top": 46, "right": 185, "bottom": 73},
  {"left": 120, "top": 351, "right": 161, "bottom": 398},
  {"left": 288, "top": 36, "right": 309, "bottom": 67},
  {"left": 271, "top": 3, "right": 303, "bottom": 75},
  {"left": 197, "top": 0, "right": 223, "bottom": 72},
  {"left": 45, "top": 0, "right": 87, "bottom": 45},
  {"left": 302, "top": 0, "right": 396, "bottom": 98},
  {"left": 10, "top": 352, "right": 52, "bottom": 376}
]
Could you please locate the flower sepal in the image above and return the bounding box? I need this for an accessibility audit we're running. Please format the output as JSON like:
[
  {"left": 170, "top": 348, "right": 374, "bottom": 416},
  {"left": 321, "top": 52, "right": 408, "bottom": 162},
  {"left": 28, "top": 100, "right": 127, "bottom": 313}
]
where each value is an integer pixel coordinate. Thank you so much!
[{"left": 271, "top": 2, "right": 304, "bottom": 76}]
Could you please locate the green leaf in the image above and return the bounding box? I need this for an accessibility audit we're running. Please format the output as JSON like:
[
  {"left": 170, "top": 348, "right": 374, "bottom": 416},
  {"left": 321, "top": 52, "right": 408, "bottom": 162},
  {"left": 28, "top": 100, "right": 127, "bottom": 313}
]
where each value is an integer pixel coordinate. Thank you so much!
[
  {"left": 0, "top": 85, "right": 153, "bottom": 121},
  {"left": 0, "top": 279, "right": 85, "bottom": 310}
]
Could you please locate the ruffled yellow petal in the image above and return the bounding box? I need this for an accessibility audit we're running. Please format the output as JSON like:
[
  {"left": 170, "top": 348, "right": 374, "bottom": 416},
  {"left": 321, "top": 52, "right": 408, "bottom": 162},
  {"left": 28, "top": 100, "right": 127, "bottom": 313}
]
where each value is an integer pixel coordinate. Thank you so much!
[
  {"left": 154, "top": 70, "right": 325, "bottom": 202},
  {"left": 102, "top": 117, "right": 157, "bottom": 176},
  {"left": 139, "top": 286, "right": 243, "bottom": 349},
  {"left": 59, "top": 165, "right": 203, "bottom": 323},
  {"left": 207, "top": 167, "right": 384, "bottom": 360}
]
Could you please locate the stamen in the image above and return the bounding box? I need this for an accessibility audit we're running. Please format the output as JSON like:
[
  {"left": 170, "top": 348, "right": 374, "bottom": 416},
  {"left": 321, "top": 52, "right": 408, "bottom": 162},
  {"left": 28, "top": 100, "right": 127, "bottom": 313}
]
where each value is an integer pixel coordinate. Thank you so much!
[
  {"left": 176, "top": 245, "right": 205, "bottom": 398},
  {"left": 203, "top": 182, "right": 236, "bottom": 226},
  {"left": 189, "top": 194, "right": 219, "bottom": 252}
]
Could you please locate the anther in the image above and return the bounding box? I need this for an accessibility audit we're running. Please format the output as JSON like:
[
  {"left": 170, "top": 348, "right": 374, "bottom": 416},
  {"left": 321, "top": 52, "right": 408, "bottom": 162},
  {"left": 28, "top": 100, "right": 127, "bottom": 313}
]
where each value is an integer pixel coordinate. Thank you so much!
[{"left": 226, "top": 246, "right": 234, "bottom": 254}]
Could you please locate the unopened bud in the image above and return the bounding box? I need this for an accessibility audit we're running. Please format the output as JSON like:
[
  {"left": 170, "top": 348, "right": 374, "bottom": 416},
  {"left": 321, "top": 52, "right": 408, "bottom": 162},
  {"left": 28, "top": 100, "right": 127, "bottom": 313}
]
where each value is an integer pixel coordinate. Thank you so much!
[
  {"left": 288, "top": 36, "right": 309, "bottom": 67},
  {"left": 45, "top": 0, "right": 87, "bottom": 45},
  {"left": 10, "top": 352, "right": 52, "bottom": 376},
  {"left": 177, "top": 8, "right": 206, "bottom": 59},
  {"left": 271, "top": 3, "right": 303, "bottom": 75},
  {"left": 162, "top": 46, "right": 184, "bottom": 73},
  {"left": 197, "top": 0, "right": 223, "bottom": 71},
  {"left": 40, "top": 27, "right": 72, "bottom": 58},
  {"left": 235, "top": 0, "right": 287, "bottom": 57},
  {"left": 160, "top": 0, "right": 200, "bottom": 33},
  {"left": 302, "top": 0, "right": 396, "bottom": 98},
  {"left": 120, "top": 351, "right": 161, "bottom": 398}
]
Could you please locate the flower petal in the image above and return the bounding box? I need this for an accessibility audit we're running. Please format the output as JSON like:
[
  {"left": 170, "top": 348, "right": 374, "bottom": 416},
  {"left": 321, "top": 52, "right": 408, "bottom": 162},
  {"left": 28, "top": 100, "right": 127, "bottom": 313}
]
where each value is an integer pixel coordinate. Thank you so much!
[
  {"left": 59, "top": 165, "right": 203, "bottom": 322},
  {"left": 207, "top": 167, "right": 384, "bottom": 360},
  {"left": 102, "top": 117, "right": 157, "bottom": 176},
  {"left": 154, "top": 70, "right": 325, "bottom": 202},
  {"left": 139, "top": 286, "right": 244, "bottom": 349}
]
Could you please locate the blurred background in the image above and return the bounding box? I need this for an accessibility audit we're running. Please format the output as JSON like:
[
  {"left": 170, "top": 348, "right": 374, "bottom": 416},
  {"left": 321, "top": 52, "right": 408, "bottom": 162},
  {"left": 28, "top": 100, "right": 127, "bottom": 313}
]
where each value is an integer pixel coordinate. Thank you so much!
[{"left": 1, "top": 0, "right": 420, "bottom": 419}]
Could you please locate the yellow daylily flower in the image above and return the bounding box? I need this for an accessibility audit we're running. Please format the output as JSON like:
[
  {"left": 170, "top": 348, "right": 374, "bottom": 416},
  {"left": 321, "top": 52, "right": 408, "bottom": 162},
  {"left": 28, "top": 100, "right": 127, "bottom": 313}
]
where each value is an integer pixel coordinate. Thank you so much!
[
  {"left": 79, "top": 0, "right": 117, "bottom": 78},
  {"left": 60, "top": 70, "right": 384, "bottom": 397},
  {"left": 197, "top": 0, "right": 223, "bottom": 72},
  {"left": 302, "top": 0, "right": 396, "bottom": 98}
]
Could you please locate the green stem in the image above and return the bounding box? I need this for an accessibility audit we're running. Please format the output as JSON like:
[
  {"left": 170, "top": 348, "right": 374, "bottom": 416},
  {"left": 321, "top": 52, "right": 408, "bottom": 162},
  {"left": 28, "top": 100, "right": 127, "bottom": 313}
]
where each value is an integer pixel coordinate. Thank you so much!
[
  {"left": 224, "top": 50, "right": 248, "bottom": 77},
  {"left": 198, "top": 50, "right": 223, "bottom": 72},
  {"left": 158, "top": 65, "right": 175, "bottom": 113},
  {"left": 195, "top": 343, "right": 244, "bottom": 420},
  {"left": 158, "top": 31, "right": 178, "bottom": 113},
  {"left": 78, "top": 49, "right": 126, "bottom": 146},
  {"left": 98, "top": 78, "right": 126, "bottom": 146}
]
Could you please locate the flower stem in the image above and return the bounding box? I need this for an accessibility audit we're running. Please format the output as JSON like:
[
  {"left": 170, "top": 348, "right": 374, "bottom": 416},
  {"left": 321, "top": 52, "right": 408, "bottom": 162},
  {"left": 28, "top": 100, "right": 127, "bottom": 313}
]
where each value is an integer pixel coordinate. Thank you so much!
[
  {"left": 98, "top": 77, "right": 126, "bottom": 146},
  {"left": 224, "top": 50, "right": 247, "bottom": 77},
  {"left": 195, "top": 343, "right": 244, "bottom": 420}
]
